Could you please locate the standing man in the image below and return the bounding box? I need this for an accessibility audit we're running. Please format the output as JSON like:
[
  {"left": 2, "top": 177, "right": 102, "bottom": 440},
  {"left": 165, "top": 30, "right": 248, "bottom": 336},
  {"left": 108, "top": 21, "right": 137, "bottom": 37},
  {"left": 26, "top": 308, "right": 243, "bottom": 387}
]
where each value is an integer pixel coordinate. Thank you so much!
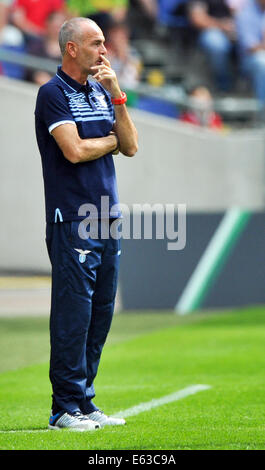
[{"left": 35, "top": 17, "right": 138, "bottom": 431}]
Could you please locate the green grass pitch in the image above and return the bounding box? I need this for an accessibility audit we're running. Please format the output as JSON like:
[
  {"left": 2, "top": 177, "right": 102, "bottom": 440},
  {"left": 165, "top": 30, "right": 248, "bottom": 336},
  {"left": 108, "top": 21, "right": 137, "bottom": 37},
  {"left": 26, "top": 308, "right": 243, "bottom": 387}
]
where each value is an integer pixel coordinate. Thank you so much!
[{"left": 0, "top": 306, "right": 264, "bottom": 450}]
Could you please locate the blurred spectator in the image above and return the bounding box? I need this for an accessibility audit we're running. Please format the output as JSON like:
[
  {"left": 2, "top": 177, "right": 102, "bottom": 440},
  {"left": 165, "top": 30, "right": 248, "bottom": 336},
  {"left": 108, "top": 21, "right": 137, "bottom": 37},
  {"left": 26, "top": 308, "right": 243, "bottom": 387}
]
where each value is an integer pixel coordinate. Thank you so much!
[
  {"left": 26, "top": 11, "right": 65, "bottom": 86},
  {"left": 0, "top": 0, "right": 25, "bottom": 79},
  {"left": 226, "top": 0, "right": 246, "bottom": 12},
  {"left": 105, "top": 20, "right": 142, "bottom": 90},
  {"left": 0, "top": 0, "right": 10, "bottom": 75},
  {"left": 11, "top": 0, "right": 65, "bottom": 41},
  {"left": 0, "top": 0, "right": 9, "bottom": 33},
  {"left": 180, "top": 85, "right": 223, "bottom": 129},
  {"left": 66, "top": 0, "right": 128, "bottom": 34},
  {"left": 189, "top": 0, "right": 236, "bottom": 91},
  {"left": 235, "top": 0, "right": 265, "bottom": 117},
  {"left": 157, "top": 0, "right": 195, "bottom": 47},
  {"left": 158, "top": 0, "right": 189, "bottom": 28},
  {"left": 127, "top": 0, "right": 157, "bottom": 39}
]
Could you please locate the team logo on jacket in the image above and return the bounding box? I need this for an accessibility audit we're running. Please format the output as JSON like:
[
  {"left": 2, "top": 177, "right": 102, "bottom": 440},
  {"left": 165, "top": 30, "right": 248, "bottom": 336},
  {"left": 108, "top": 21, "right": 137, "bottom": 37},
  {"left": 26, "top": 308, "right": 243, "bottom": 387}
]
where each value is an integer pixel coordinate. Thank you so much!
[
  {"left": 97, "top": 94, "right": 108, "bottom": 108},
  {"left": 74, "top": 248, "right": 91, "bottom": 263}
]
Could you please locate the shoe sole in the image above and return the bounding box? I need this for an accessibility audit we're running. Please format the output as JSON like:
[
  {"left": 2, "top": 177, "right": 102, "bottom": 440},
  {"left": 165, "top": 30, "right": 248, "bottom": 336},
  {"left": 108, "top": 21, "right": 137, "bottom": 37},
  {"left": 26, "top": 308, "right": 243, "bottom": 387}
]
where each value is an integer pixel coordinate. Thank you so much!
[
  {"left": 100, "top": 421, "right": 126, "bottom": 427},
  {"left": 48, "top": 423, "right": 100, "bottom": 431}
]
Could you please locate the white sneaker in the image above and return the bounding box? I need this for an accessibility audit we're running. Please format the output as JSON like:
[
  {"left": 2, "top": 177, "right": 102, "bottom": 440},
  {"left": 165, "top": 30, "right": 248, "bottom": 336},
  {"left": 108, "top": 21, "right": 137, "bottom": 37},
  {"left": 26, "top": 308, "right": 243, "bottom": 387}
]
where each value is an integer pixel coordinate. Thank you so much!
[
  {"left": 86, "top": 410, "right": 126, "bottom": 427},
  {"left": 48, "top": 411, "right": 101, "bottom": 431}
]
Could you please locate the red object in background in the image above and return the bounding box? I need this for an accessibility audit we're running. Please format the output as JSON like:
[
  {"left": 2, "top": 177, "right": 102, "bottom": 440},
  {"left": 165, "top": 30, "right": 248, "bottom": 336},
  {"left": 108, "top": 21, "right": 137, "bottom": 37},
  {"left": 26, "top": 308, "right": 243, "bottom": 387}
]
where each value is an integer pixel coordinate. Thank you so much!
[
  {"left": 180, "top": 111, "right": 223, "bottom": 130},
  {"left": 12, "top": 0, "right": 64, "bottom": 33}
]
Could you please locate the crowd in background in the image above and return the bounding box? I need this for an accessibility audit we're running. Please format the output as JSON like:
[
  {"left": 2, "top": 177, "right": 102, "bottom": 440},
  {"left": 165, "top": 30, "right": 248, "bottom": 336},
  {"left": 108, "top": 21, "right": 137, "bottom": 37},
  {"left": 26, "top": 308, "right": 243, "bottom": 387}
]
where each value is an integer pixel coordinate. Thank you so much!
[{"left": 1, "top": 1, "right": 265, "bottom": 126}]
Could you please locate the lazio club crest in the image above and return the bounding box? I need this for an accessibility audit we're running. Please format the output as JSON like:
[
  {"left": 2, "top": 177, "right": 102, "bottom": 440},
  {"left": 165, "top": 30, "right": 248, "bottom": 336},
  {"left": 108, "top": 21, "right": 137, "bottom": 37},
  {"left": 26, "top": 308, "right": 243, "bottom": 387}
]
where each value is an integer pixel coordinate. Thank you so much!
[{"left": 74, "top": 248, "right": 91, "bottom": 263}]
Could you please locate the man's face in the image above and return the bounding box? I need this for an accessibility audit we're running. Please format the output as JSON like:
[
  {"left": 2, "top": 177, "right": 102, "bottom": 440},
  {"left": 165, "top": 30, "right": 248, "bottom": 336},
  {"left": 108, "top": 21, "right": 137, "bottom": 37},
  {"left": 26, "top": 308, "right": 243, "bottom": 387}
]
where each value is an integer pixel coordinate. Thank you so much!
[{"left": 74, "top": 23, "right": 107, "bottom": 75}]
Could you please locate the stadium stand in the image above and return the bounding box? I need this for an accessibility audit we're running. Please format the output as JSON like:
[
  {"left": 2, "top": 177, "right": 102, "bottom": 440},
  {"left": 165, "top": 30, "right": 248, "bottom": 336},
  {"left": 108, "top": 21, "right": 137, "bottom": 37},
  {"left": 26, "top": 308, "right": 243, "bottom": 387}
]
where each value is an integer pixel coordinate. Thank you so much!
[{"left": 0, "top": 0, "right": 263, "bottom": 126}]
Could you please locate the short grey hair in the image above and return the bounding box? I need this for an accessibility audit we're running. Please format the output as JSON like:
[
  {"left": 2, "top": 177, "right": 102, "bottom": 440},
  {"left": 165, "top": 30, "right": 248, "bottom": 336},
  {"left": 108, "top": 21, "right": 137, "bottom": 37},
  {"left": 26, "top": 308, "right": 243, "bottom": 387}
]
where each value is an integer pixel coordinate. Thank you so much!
[{"left": 58, "top": 17, "right": 97, "bottom": 56}]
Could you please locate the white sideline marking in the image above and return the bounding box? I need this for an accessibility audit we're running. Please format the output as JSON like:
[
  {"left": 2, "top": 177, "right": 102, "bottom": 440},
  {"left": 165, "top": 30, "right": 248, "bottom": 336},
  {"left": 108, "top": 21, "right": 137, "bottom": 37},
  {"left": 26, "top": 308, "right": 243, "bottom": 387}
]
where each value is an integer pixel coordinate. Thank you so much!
[
  {"left": 113, "top": 384, "right": 211, "bottom": 418},
  {"left": 0, "top": 384, "right": 211, "bottom": 434}
]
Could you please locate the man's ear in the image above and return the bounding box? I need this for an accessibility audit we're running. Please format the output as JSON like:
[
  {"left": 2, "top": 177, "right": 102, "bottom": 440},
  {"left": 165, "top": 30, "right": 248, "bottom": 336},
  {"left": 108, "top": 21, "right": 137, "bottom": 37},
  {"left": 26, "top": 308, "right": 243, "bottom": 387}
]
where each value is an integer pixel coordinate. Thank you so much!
[{"left": 66, "top": 41, "right": 78, "bottom": 58}]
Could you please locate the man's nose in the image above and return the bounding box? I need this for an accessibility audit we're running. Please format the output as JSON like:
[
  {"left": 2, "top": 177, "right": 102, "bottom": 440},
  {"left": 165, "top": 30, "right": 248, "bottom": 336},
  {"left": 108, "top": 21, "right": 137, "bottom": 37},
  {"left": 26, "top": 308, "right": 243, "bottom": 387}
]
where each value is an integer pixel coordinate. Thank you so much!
[{"left": 100, "top": 43, "right": 107, "bottom": 54}]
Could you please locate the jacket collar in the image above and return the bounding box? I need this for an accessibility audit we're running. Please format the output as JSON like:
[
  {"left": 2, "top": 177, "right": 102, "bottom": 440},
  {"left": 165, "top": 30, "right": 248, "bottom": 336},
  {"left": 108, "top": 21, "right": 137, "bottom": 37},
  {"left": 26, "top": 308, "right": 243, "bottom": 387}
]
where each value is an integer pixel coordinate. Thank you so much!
[{"left": 56, "top": 66, "right": 91, "bottom": 93}]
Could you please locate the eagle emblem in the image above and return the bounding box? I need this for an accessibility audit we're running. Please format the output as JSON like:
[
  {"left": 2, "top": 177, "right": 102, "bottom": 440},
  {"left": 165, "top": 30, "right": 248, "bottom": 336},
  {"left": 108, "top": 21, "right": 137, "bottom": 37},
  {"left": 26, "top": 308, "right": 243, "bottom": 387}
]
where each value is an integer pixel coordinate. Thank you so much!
[
  {"left": 97, "top": 94, "right": 108, "bottom": 108},
  {"left": 74, "top": 248, "right": 91, "bottom": 263}
]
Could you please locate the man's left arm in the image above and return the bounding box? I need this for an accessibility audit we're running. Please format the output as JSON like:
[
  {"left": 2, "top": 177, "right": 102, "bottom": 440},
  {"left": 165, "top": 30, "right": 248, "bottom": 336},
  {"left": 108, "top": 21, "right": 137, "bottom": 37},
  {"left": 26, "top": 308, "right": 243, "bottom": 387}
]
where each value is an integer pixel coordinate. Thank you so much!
[
  {"left": 112, "top": 102, "right": 138, "bottom": 157},
  {"left": 92, "top": 55, "right": 138, "bottom": 157}
]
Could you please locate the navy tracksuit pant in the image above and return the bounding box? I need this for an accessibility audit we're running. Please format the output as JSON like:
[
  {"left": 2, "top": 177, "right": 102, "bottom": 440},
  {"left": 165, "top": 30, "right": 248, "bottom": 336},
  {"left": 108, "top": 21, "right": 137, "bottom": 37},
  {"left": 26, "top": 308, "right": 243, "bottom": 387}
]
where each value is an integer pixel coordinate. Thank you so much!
[{"left": 45, "top": 219, "right": 120, "bottom": 415}]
